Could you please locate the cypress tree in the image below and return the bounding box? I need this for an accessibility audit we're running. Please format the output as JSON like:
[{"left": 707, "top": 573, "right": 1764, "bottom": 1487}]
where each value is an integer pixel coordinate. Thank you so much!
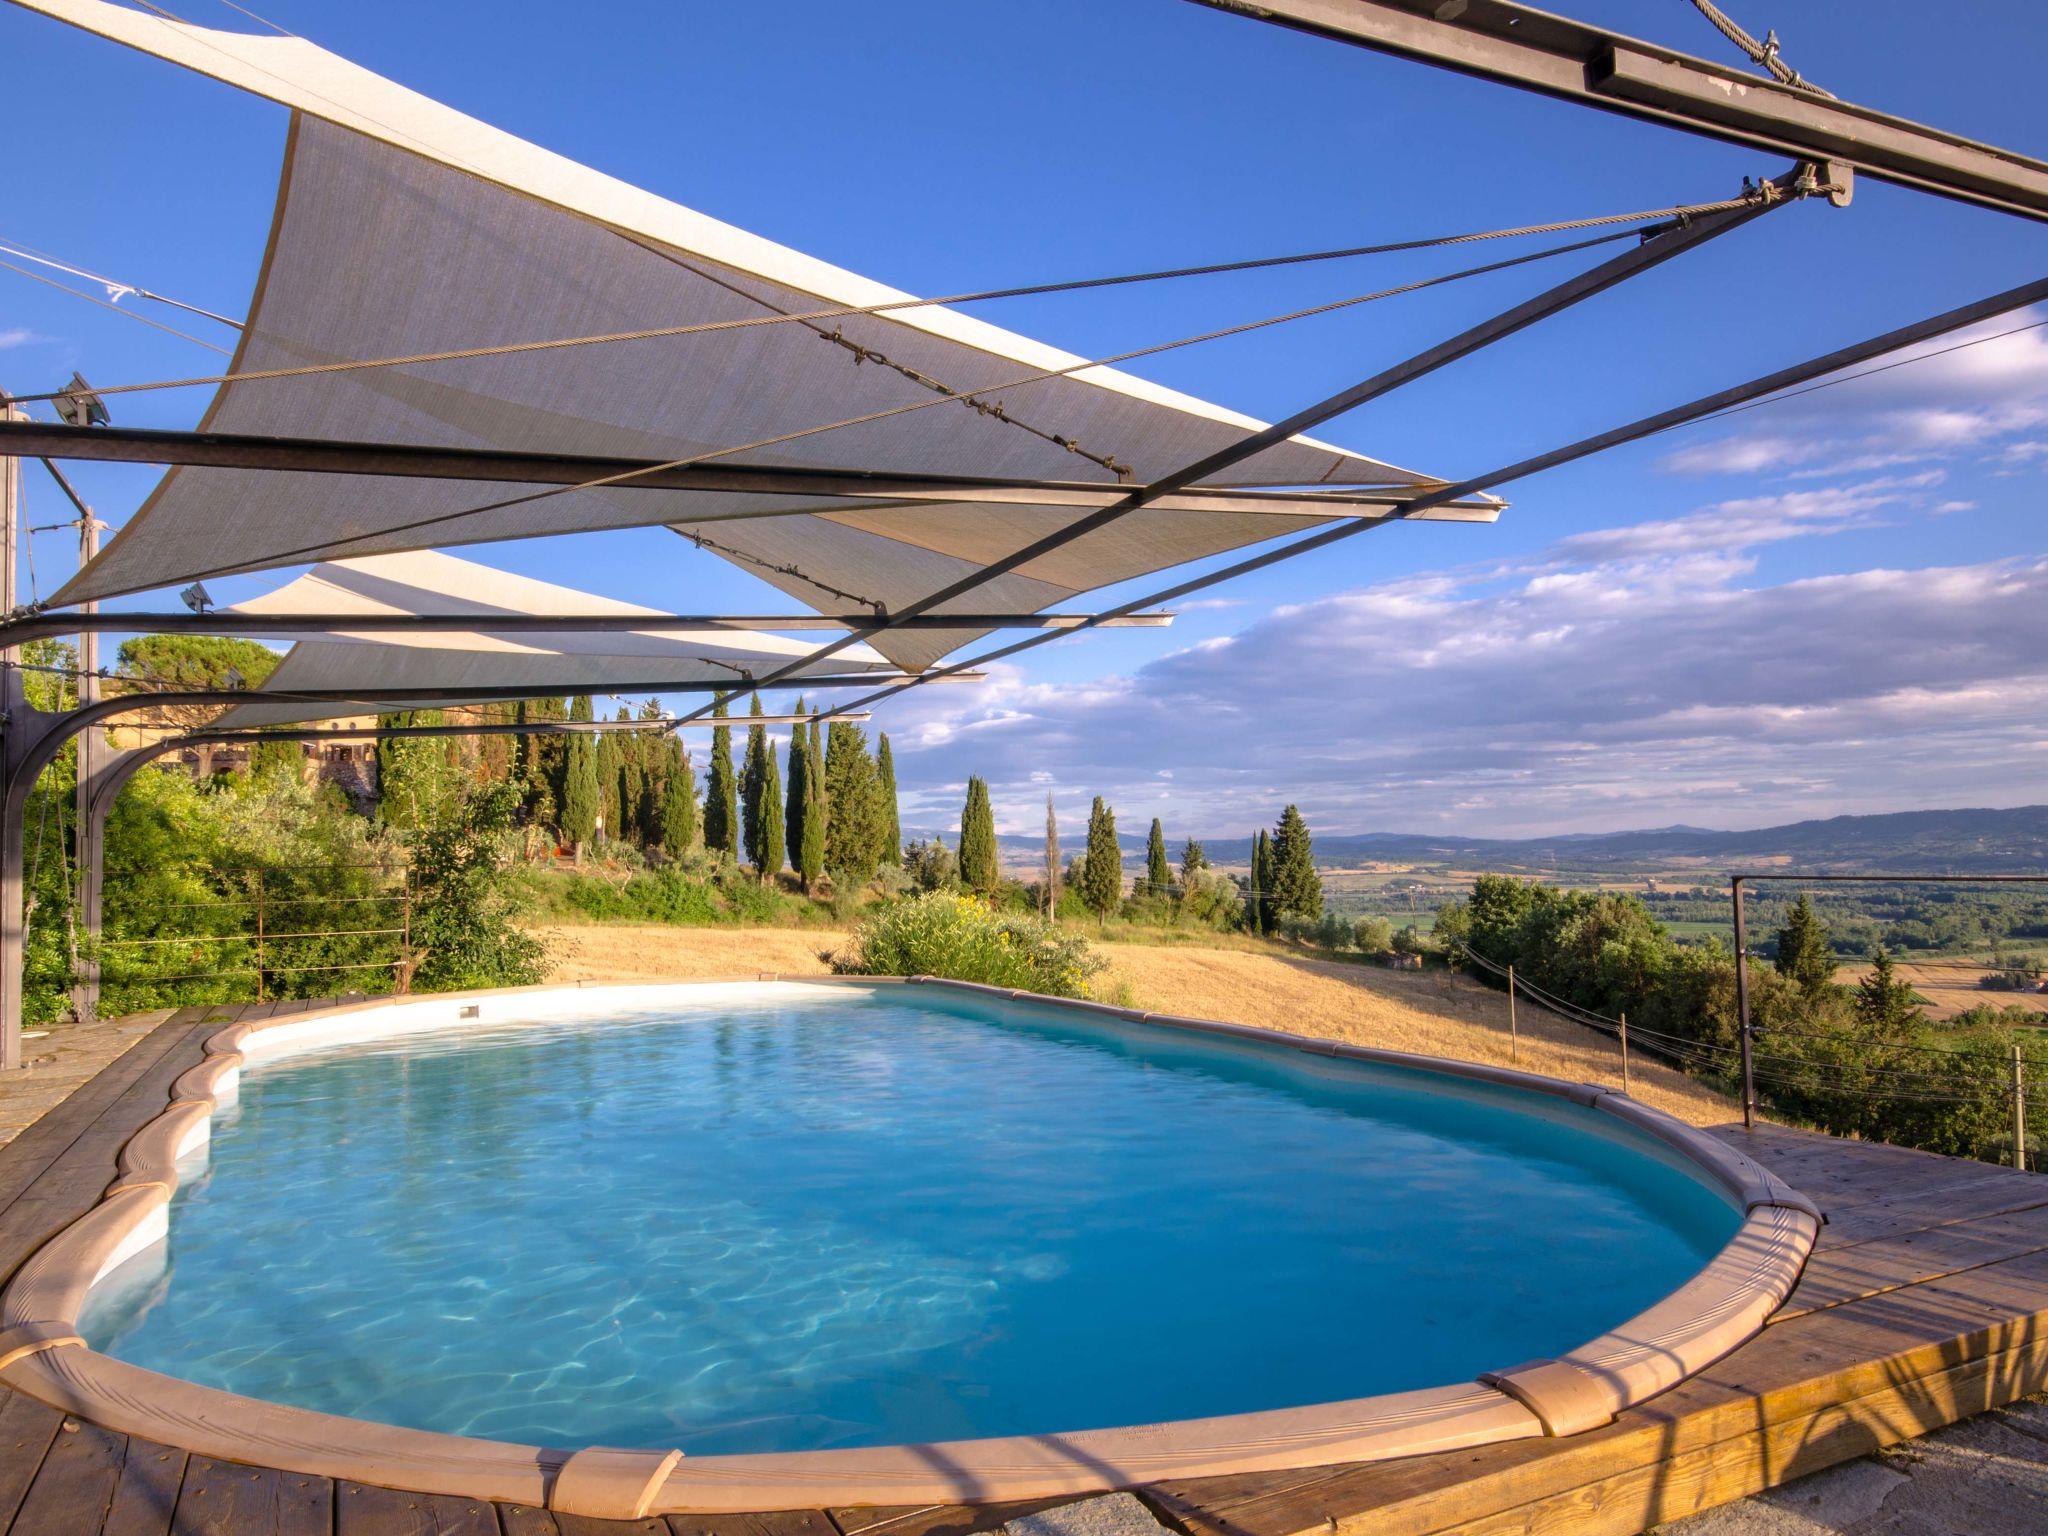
[
  {"left": 1044, "top": 793, "right": 1061, "bottom": 918},
  {"left": 876, "top": 733, "right": 902, "bottom": 867},
  {"left": 959, "top": 775, "right": 999, "bottom": 894},
  {"left": 659, "top": 739, "right": 698, "bottom": 863},
  {"left": 1080, "top": 796, "right": 1123, "bottom": 924},
  {"left": 561, "top": 695, "right": 600, "bottom": 857},
  {"left": 1269, "top": 804, "right": 1322, "bottom": 921},
  {"left": 597, "top": 709, "right": 627, "bottom": 843},
  {"left": 760, "top": 744, "right": 785, "bottom": 880},
  {"left": 1145, "top": 818, "right": 1171, "bottom": 897},
  {"left": 1774, "top": 894, "right": 1837, "bottom": 994},
  {"left": 1248, "top": 829, "right": 1272, "bottom": 934},
  {"left": 823, "top": 721, "right": 884, "bottom": 888},
  {"left": 784, "top": 695, "right": 809, "bottom": 874},
  {"left": 1180, "top": 838, "right": 1208, "bottom": 891},
  {"left": 798, "top": 709, "right": 825, "bottom": 891},
  {"left": 703, "top": 693, "right": 738, "bottom": 860},
  {"left": 741, "top": 693, "right": 770, "bottom": 876}
]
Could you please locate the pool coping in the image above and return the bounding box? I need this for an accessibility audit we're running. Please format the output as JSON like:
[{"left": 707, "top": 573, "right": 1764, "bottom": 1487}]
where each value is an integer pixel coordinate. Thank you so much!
[{"left": 0, "top": 975, "right": 1820, "bottom": 1518}]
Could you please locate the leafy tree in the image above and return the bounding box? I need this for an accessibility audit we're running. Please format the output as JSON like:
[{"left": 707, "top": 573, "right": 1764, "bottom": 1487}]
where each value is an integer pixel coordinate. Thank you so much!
[
  {"left": 375, "top": 709, "right": 460, "bottom": 829},
  {"left": 876, "top": 733, "right": 902, "bottom": 867},
  {"left": 1353, "top": 915, "right": 1393, "bottom": 953},
  {"left": 406, "top": 782, "right": 549, "bottom": 991},
  {"left": 905, "top": 836, "right": 958, "bottom": 891},
  {"left": 1180, "top": 837, "right": 1207, "bottom": 893},
  {"left": 1043, "top": 794, "right": 1061, "bottom": 917},
  {"left": 1145, "top": 818, "right": 1171, "bottom": 898},
  {"left": 703, "top": 694, "right": 738, "bottom": 859},
  {"left": 823, "top": 722, "right": 886, "bottom": 888},
  {"left": 1080, "top": 796, "right": 1122, "bottom": 923},
  {"left": 1774, "top": 893, "right": 1837, "bottom": 994},
  {"left": 659, "top": 741, "right": 698, "bottom": 863},
  {"left": 958, "top": 775, "right": 999, "bottom": 893},
  {"left": 1269, "top": 804, "right": 1322, "bottom": 921},
  {"left": 560, "top": 696, "right": 601, "bottom": 855},
  {"left": 1856, "top": 946, "right": 1923, "bottom": 1031}
]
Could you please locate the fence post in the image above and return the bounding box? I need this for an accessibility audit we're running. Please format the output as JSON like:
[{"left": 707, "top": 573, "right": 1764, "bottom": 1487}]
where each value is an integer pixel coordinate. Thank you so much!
[
  {"left": 1620, "top": 1011, "right": 1631, "bottom": 1095},
  {"left": 399, "top": 870, "right": 413, "bottom": 996},
  {"left": 2014, "top": 1044, "right": 2028, "bottom": 1173},
  {"left": 254, "top": 868, "right": 265, "bottom": 1004},
  {"left": 1507, "top": 963, "right": 1519, "bottom": 1064},
  {"left": 1732, "top": 876, "right": 1755, "bottom": 1130}
]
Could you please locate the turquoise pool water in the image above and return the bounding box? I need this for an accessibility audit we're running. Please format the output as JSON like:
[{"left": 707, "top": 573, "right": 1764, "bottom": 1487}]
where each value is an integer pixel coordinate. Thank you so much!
[{"left": 81, "top": 986, "right": 1739, "bottom": 1455}]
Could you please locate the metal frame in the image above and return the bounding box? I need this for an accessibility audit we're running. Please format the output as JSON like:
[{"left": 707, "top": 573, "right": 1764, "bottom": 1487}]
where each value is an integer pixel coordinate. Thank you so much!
[
  {"left": 1187, "top": 0, "right": 2048, "bottom": 223},
  {"left": 682, "top": 172, "right": 1801, "bottom": 720},
  {"left": 0, "top": 610, "right": 1173, "bottom": 649}
]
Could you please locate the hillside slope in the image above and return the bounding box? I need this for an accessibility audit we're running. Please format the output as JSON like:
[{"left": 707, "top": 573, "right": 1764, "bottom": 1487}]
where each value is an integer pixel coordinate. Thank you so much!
[{"left": 534, "top": 924, "right": 1735, "bottom": 1127}]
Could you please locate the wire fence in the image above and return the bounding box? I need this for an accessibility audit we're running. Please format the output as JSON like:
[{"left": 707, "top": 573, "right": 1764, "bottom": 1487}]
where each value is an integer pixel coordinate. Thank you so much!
[{"left": 94, "top": 862, "right": 414, "bottom": 1006}]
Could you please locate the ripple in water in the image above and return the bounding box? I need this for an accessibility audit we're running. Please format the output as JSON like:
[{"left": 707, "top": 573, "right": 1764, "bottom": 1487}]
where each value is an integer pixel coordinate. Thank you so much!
[{"left": 81, "top": 987, "right": 1738, "bottom": 1452}]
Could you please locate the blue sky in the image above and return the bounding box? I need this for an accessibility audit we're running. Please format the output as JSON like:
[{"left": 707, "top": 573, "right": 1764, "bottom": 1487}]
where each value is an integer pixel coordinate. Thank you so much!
[{"left": 3, "top": 0, "right": 2046, "bottom": 838}]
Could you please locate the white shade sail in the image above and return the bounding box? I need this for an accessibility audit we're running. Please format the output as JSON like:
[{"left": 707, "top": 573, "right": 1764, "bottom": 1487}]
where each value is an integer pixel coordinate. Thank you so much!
[
  {"left": 24, "top": 0, "right": 1497, "bottom": 672},
  {"left": 207, "top": 551, "right": 895, "bottom": 728}
]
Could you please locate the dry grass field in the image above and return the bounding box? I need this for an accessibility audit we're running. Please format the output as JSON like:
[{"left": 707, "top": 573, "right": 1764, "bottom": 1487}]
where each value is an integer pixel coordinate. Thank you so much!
[{"left": 535, "top": 923, "right": 1736, "bottom": 1126}]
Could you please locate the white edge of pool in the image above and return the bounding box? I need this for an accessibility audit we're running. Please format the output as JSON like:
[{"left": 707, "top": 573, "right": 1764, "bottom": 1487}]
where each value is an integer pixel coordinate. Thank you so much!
[{"left": 0, "top": 975, "right": 1821, "bottom": 1520}]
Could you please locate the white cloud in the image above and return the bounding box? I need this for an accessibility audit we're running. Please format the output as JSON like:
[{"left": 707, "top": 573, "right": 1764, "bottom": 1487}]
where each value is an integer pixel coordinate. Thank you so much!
[
  {"left": 0, "top": 328, "right": 44, "bottom": 350},
  {"left": 877, "top": 493, "right": 2048, "bottom": 836}
]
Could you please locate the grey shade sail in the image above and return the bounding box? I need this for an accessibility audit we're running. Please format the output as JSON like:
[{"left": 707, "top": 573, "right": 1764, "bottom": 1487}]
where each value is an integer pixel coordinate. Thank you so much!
[
  {"left": 206, "top": 552, "right": 896, "bottom": 729},
  {"left": 27, "top": 0, "right": 1496, "bottom": 672}
]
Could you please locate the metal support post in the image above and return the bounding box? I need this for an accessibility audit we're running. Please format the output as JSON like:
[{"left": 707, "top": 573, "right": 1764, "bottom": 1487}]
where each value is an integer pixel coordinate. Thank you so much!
[
  {"left": 1733, "top": 876, "right": 1756, "bottom": 1130},
  {"left": 1619, "top": 1011, "right": 1631, "bottom": 1096},
  {"left": 2014, "top": 1044, "right": 2028, "bottom": 1173},
  {"left": 1507, "top": 963, "right": 1519, "bottom": 1064}
]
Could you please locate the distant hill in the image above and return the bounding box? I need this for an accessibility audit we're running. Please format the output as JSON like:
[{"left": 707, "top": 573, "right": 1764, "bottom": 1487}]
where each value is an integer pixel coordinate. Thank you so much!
[{"left": 905, "top": 805, "right": 2048, "bottom": 876}]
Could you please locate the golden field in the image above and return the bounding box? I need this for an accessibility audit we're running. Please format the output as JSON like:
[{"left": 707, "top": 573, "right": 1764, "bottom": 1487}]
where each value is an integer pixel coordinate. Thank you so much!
[{"left": 533, "top": 923, "right": 1736, "bottom": 1127}]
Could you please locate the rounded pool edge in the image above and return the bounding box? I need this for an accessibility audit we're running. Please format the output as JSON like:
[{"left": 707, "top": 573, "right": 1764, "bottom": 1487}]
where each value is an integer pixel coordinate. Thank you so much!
[{"left": 0, "top": 976, "right": 1821, "bottom": 1518}]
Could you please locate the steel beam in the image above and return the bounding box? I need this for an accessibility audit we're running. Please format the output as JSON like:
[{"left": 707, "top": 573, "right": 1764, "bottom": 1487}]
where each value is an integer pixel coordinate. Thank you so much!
[
  {"left": 699, "top": 172, "right": 1793, "bottom": 721},
  {"left": 827, "top": 269, "right": 2048, "bottom": 718},
  {"left": 0, "top": 610, "right": 1174, "bottom": 650},
  {"left": 0, "top": 419, "right": 1502, "bottom": 521},
  {"left": 1188, "top": 0, "right": 2048, "bottom": 223}
]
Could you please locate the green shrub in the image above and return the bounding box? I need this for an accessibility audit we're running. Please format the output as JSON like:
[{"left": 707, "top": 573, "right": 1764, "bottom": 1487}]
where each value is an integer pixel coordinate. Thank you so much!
[{"left": 836, "top": 891, "right": 1105, "bottom": 998}]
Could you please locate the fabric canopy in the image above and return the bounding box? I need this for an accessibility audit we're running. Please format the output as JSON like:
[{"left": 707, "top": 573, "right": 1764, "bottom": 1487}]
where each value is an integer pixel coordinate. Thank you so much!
[
  {"left": 208, "top": 551, "right": 896, "bottom": 728},
  {"left": 26, "top": 0, "right": 1498, "bottom": 672}
]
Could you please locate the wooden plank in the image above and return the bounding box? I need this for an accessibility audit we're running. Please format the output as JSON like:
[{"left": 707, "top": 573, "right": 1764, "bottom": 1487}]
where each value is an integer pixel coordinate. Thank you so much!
[
  {"left": 1816, "top": 1181, "right": 2048, "bottom": 1250},
  {"left": 496, "top": 1506, "right": 557, "bottom": 1536},
  {"left": 172, "top": 1456, "right": 331, "bottom": 1535},
  {"left": 103, "top": 1442, "right": 188, "bottom": 1536},
  {"left": 1783, "top": 1205, "right": 2048, "bottom": 1318},
  {"left": 670, "top": 1514, "right": 838, "bottom": 1536},
  {"left": 0, "top": 1388, "right": 67, "bottom": 1529},
  {"left": 335, "top": 1480, "right": 499, "bottom": 1536},
  {"left": 9, "top": 1418, "right": 127, "bottom": 1535},
  {"left": 826, "top": 1504, "right": 1057, "bottom": 1536},
  {"left": 551, "top": 1514, "right": 664, "bottom": 1536}
]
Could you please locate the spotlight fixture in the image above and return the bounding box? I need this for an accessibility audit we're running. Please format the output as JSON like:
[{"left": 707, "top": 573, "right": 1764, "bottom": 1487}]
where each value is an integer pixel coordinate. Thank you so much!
[
  {"left": 179, "top": 582, "right": 214, "bottom": 613},
  {"left": 52, "top": 372, "right": 110, "bottom": 428}
]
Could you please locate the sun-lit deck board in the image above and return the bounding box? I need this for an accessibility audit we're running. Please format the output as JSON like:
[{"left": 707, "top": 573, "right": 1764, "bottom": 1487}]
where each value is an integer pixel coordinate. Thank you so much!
[{"left": 0, "top": 1009, "right": 2043, "bottom": 1535}]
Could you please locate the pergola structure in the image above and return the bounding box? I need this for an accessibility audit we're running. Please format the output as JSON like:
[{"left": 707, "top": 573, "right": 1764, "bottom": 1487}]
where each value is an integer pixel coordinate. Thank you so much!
[{"left": 1, "top": 0, "right": 2045, "bottom": 1073}]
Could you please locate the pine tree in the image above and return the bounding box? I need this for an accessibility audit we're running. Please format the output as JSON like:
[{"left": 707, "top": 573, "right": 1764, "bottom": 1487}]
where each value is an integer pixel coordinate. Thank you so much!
[
  {"left": 876, "top": 733, "right": 902, "bottom": 867},
  {"left": 703, "top": 693, "right": 738, "bottom": 860},
  {"left": 1080, "top": 796, "right": 1122, "bottom": 924},
  {"left": 1269, "top": 804, "right": 1322, "bottom": 921},
  {"left": 659, "top": 740, "right": 698, "bottom": 863},
  {"left": 1145, "top": 818, "right": 1170, "bottom": 898},
  {"left": 1856, "top": 946, "right": 1923, "bottom": 1030},
  {"left": 1044, "top": 793, "right": 1061, "bottom": 918},
  {"left": 959, "top": 775, "right": 999, "bottom": 894},
  {"left": 561, "top": 695, "right": 600, "bottom": 857},
  {"left": 1774, "top": 893, "right": 1837, "bottom": 994},
  {"left": 823, "top": 722, "right": 884, "bottom": 888},
  {"left": 741, "top": 693, "right": 770, "bottom": 876},
  {"left": 1180, "top": 838, "right": 1208, "bottom": 894}
]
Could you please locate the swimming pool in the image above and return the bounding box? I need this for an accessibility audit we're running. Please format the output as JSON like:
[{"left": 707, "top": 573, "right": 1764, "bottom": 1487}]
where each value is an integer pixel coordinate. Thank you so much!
[{"left": 3, "top": 980, "right": 1820, "bottom": 1516}]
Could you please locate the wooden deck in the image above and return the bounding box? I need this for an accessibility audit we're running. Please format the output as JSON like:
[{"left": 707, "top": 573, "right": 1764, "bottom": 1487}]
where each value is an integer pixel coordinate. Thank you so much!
[{"left": 0, "top": 1003, "right": 2044, "bottom": 1536}]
